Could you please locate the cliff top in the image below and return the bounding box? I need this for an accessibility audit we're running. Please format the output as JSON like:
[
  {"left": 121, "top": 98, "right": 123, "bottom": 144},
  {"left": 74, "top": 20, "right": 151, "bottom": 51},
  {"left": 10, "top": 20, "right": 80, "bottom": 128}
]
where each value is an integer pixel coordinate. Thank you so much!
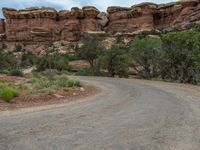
[{"left": 2, "top": 0, "right": 200, "bottom": 19}]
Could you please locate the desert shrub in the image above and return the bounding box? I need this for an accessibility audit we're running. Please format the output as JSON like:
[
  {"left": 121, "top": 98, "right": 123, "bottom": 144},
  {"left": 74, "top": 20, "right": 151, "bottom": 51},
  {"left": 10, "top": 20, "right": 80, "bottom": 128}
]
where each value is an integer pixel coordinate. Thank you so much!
[
  {"left": 14, "top": 44, "right": 23, "bottom": 52},
  {"left": 0, "top": 81, "right": 9, "bottom": 89},
  {"left": 29, "top": 71, "right": 43, "bottom": 79},
  {"left": 130, "top": 36, "right": 162, "bottom": 79},
  {"left": 0, "top": 49, "right": 18, "bottom": 70},
  {"left": 76, "top": 68, "right": 93, "bottom": 76},
  {"left": 0, "top": 70, "right": 9, "bottom": 74},
  {"left": 12, "top": 90, "right": 19, "bottom": 97},
  {"left": 41, "top": 69, "right": 59, "bottom": 80},
  {"left": 0, "top": 43, "right": 7, "bottom": 49},
  {"left": 54, "top": 75, "right": 69, "bottom": 87},
  {"left": 0, "top": 88, "right": 19, "bottom": 102},
  {"left": 60, "top": 70, "right": 70, "bottom": 75},
  {"left": 32, "top": 76, "right": 51, "bottom": 89},
  {"left": 130, "top": 31, "right": 200, "bottom": 84},
  {"left": 75, "top": 34, "right": 104, "bottom": 75},
  {"left": 9, "top": 70, "right": 24, "bottom": 77},
  {"left": 74, "top": 80, "right": 81, "bottom": 87},
  {"left": 17, "top": 83, "right": 29, "bottom": 92},
  {"left": 196, "top": 53, "right": 200, "bottom": 70},
  {"left": 160, "top": 31, "right": 200, "bottom": 84},
  {"left": 118, "top": 70, "right": 129, "bottom": 78},
  {"left": 99, "top": 38, "right": 130, "bottom": 77},
  {"left": 28, "top": 77, "right": 40, "bottom": 84},
  {"left": 36, "top": 53, "right": 69, "bottom": 71},
  {"left": 67, "top": 80, "right": 75, "bottom": 87},
  {"left": 21, "top": 51, "right": 38, "bottom": 67}
]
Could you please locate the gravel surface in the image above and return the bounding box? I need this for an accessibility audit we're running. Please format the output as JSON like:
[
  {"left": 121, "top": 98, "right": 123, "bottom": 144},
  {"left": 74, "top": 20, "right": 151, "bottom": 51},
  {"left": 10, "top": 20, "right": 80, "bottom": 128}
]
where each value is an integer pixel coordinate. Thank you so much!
[{"left": 0, "top": 77, "right": 199, "bottom": 150}]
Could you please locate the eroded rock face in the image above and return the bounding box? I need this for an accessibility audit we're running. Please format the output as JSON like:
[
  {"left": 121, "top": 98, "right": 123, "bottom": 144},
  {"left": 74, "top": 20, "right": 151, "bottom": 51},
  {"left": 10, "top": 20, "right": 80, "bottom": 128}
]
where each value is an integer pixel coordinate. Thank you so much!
[
  {"left": 3, "top": 7, "right": 59, "bottom": 41},
  {"left": 154, "top": 0, "right": 199, "bottom": 29},
  {"left": 1, "top": 0, "right": 200, "bottom": 42},
  {"left": 2, "top": 7, "right": 57, "bottom": 19},
  {"left": 2, "top": 6, "right": 103, "bottom": 42},
  {"left": 172, "top": 1, "right": 200, "bottom": 28},
  {"left": 0, "top": 19, "right": 5, "bottom": 41},
  {"left": 59, "top": 8, "right": 81, "bottom": 41},
  {"left": 107, "top": 0, "right": 200, "bottom": 32},
  {"left": 0, "top": 19, "right": 5, "bottom": 33},
  {"left": 97, "top": 12, "right": 109, "bottom": 27},
  {"left": 107, "top": 3, "right": 157, "bottom": 32}
]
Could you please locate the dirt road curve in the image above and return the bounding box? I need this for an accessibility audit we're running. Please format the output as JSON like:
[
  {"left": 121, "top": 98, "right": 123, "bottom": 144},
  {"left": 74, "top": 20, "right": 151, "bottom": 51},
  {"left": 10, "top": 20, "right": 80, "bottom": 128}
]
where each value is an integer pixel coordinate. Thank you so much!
[{"left": 0, "top": 77, "right": 200, "bottom": 150}]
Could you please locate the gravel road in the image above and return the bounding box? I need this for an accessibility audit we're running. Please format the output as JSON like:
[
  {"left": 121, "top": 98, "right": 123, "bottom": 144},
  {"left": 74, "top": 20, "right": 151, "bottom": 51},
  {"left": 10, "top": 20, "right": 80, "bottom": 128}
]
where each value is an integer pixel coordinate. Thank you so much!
[{"left": 0, "top": 77, "right": 199, "bottom": 150}]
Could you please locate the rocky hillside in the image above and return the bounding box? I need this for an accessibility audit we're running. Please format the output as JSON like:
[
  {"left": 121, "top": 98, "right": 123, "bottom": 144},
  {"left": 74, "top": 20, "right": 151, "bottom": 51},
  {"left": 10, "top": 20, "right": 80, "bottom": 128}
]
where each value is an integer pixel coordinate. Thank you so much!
[{"left": 0, "top": 0, "right": 200, "bottom": 42}]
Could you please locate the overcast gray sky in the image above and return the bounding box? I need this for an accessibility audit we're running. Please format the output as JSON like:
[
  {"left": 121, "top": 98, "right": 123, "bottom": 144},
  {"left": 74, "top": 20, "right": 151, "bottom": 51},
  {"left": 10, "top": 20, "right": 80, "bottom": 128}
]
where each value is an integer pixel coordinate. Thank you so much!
[{"left": 0, "top": 0, "right": 177, "bottom": 18}]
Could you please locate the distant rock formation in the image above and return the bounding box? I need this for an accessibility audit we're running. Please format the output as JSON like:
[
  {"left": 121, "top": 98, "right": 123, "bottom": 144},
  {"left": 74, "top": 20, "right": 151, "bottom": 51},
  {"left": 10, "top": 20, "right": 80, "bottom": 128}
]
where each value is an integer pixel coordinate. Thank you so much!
[
  {"left": 0, "top": 19, "right": 5, "bottom": 41},
  {"left": 1, "top": 0, "right": 200, "bottom": 42},
  {"left": 0, "top": 19, "right": 5, "bottom": 33}
]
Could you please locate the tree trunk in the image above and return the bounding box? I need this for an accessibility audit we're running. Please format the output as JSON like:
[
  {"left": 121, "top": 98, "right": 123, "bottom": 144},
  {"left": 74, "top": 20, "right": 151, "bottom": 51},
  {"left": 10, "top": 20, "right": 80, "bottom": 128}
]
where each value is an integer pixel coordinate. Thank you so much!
[{"left": 89, "top": 60, "right": 95, "bottom": 76}]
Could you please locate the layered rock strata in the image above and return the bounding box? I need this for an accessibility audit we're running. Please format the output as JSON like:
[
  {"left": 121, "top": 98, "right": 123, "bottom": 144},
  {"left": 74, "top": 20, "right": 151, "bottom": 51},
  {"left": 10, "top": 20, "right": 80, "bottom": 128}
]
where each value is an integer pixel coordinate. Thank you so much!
[
  {"left": 1, "top": 0, "right": 200, "bottom": 42},
  {"left": 0, "top": 19, "right": 5, "bottom": 33}
]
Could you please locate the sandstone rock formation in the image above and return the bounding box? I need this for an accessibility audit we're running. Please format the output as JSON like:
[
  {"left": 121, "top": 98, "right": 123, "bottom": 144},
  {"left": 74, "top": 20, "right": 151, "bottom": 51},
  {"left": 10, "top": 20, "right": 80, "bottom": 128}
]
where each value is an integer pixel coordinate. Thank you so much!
[
  {"left": 1, "top": 0, "right": 200, "bottom": 42},
  {"left": 0, "top": 19, "right": 5, "bottom": 41},
  {"left": 154, "top": 0, "right": 199, "bottom": 29},
  {"left": 2, "top": 7, "right": 59, "bottom": 41},
  {"left": 107, "top": 3, "right": 157, "bottom": 32},
  {"left": 0, "top": 19, "right": 5, "bottom": 33},
  {"left": 2, "top": 6, "right": 103, "bottom": 42}
]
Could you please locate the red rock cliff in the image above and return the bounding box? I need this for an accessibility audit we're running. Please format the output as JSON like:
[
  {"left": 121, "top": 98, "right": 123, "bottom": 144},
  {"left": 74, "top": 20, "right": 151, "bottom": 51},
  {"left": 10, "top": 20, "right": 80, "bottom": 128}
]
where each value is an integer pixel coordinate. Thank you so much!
[
  {"left": 0, "top": 19, "right": 5, "bottom": 33},
  {"left": 0, "top": 19, "right": 5, "bottom": 41},
  {"left": 2, "top": 6, "right": 103, "bottom": 42},
  {"left": 1, "top": 0, "right": 200, "bottom": 42}
]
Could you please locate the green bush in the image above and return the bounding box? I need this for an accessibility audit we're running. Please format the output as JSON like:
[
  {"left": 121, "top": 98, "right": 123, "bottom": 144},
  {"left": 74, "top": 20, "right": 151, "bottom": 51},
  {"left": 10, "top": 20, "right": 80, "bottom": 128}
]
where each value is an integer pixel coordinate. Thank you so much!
[
  {"left": 12, "top": 90, "right": 19, "bottom": 97},
  {"left": 9, "top": 70, "right": 24, "bottom": 77},
  {"left": 74, "top": 80, "right": 81, "bottom": 87},
  {"left": 118, "top": 70, "right": 129, "bottom": 78},
  {"left": 130, "top": 36, "right": 162, "bottom": 79},
  {"left": 1, "top": 89, "right": 19, "bottom": 102},
  {"left": 36, "top": 53, "right": 69, "bottom": 71},
  {"left": 0, "top": 70, "right": 9, "bottom": 74},
  {"left": 99, "top": 38, "right": 130, "bottom": 77},
  {"left": 15, "top": 44, "right": 23, "bottom": 52},
  {"left": 67, "top": 80, "right": 75, "bottom": 87},
  {"left": 76, "top": 68, "right": 92, "bottom": 76},
  {"left": 0, "top": 81, "right": 8, "bottom": 89},
  {"left": 21, "top": 51, "right": 38, "bottom": 67},
  {"left": 42, "top": 69, "right": 59, "bottom": 80},
  {"left": 160, "top": 31, "right": 200, "bottom": 84},
  {"left": 0, "top": 43, "right": 7, "bottom": 49},
  {"left": 75, "top": 34, "right": 104, "bottom": 75},
  {"left": 32, "top": 76, "right": 51, "bottom": 89},
  {"left": 28, "top": 77, "right": 40, "bottom": 84},
  {"left": 130, "top": 31, "right": 200, "bottom": 84},
  {"left": 54, "top": 75, "right": 69, "bottom": 87},
  {"left": 0, "top": 49, "right": 18, "bottom": 70}
]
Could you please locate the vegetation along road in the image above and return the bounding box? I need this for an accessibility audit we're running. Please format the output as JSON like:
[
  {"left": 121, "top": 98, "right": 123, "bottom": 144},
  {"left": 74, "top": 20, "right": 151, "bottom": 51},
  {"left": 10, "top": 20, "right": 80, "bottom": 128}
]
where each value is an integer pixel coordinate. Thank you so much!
[{"left": 0, "top": 77, "right": 200, "bottom": 150}]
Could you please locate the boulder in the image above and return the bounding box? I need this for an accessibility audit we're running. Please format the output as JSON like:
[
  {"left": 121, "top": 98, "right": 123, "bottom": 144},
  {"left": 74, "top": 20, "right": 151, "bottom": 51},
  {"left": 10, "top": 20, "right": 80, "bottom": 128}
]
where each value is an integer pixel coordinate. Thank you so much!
[
  {"left": 97, "top": 12, "right": 109, "bottom": 27},
  {"left": 82, "top": 6, "right": 100, "bottom": 18},
  {"left": 59, "top": 7, "right": 83, "bottom": 19}
]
